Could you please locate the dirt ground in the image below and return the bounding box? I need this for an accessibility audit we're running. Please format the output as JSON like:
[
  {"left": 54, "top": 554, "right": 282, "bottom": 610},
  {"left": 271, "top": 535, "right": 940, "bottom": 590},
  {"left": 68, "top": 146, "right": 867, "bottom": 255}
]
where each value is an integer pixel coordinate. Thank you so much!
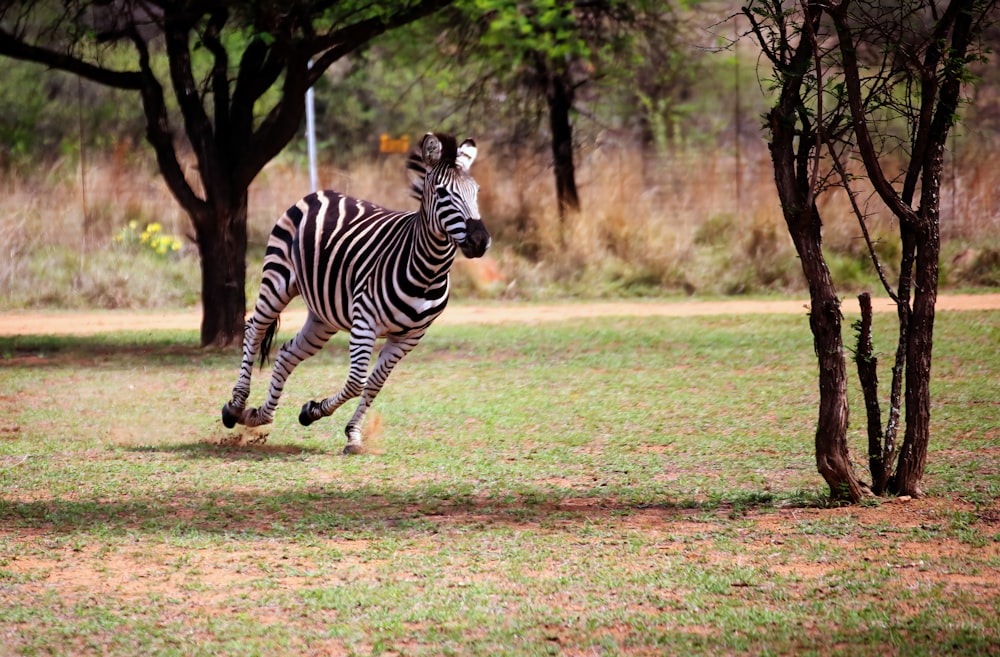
[{"left": 1, "top": 293, "right": 998, "bottom": 336}]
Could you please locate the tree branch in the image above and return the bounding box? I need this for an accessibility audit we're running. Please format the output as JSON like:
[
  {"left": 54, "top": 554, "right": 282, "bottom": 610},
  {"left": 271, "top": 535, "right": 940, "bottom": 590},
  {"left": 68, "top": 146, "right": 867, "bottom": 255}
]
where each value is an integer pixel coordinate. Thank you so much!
[
  {"left": 308, "top": 0, "right": 454, "bottom": 84},
  {"left": 822, "top": 133, "right": 899, "bottom": 301},
  {"left": 163, "top": 14, "right": 219, "bottom": 192},
  {"left": 201, "top": 8, "right": 231, "bottom": 153},
  {"left": 131, "top": 28, "right": 208, "bottom": 223},
  {"left": 829, "top": 0, "right": 921, "bottom": 229},
  {"left": 0, "top": 27, "right": 143, "bottom": 89}
]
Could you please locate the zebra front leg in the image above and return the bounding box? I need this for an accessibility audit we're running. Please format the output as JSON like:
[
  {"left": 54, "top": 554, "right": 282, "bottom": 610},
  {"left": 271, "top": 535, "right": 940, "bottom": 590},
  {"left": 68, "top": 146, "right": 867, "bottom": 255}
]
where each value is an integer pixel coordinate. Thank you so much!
[
  {"left": 229, "top": 316, "right": 335, "bottom": 428},
  {"left": 341, "top": 334, "right": 423, "bottom": 454},
  {"left": 298, "top": 323, "right": 376, "bottom": 437}
]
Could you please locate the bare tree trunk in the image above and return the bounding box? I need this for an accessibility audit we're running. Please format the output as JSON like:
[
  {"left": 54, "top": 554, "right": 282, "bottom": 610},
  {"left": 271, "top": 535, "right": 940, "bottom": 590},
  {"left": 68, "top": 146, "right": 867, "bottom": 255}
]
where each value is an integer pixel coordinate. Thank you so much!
[
  {"left": 893, "top": 180, "right": 942, "bottom": 496},
  {"left": 535, "top": 55, "right": 580, "bottom": 220},
  {"left": 793, "top": 220, "right": 864, "bottom": 503},
  {"left": 194, "top": 194, "right": 249, "bottom": 349},
  {"left": 758, "top": 0, "right": 865, "bottom": 502},
  {"left": 855, "top": 293, "right": 891, "bottom": 494},
  {"left": 767, "top": 143, "right": 864, "bottom": 503}
]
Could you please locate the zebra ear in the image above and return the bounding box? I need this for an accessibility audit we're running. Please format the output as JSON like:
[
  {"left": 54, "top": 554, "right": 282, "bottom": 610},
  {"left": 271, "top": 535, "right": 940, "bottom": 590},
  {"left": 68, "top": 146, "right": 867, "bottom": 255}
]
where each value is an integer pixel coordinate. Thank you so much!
[
  {"left": 421, "top": 133, "right": 443, "bottom": 167},
  {"left": 456, "top": 139, "right": 477, "bottom": 172}
]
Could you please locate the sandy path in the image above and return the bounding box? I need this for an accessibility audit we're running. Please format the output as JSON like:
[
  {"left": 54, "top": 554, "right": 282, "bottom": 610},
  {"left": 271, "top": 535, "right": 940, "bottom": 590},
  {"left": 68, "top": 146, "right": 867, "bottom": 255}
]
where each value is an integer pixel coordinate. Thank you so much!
[{"left": 0, "top": 294, "right": 997, "bottom": 337}]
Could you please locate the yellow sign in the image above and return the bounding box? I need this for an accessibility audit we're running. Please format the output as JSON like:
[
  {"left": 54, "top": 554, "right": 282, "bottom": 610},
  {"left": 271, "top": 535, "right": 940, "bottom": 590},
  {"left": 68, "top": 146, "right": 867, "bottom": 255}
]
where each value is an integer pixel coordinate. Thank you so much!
[{"left": 379, "top": 134, "right": 410, "bottom": 153}]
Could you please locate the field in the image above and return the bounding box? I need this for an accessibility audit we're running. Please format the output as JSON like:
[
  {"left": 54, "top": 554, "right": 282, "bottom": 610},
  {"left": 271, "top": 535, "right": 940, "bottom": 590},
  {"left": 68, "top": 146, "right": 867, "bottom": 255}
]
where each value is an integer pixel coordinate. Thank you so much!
[{"left": 1, "top": 304, "right": 998, "bottom": 656}]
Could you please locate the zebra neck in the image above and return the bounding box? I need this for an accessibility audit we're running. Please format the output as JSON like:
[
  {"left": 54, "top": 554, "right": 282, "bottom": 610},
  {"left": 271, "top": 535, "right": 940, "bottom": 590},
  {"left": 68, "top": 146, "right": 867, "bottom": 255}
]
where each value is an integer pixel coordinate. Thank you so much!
[{"left": 403, "top": 210, "right": 457, "bottom": 292}]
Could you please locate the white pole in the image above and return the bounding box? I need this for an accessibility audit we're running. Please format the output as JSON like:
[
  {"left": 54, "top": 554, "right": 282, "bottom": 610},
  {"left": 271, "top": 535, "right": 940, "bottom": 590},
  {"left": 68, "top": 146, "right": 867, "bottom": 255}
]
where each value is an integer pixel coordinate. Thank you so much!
[{"left": 306, "top": 61, "right": 318, "bottom": 193}]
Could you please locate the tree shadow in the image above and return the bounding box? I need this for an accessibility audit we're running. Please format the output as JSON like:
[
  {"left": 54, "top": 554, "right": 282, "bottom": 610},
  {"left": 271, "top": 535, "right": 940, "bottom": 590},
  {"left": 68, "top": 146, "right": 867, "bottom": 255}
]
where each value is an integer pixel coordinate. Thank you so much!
[
  {"left": 0, "top": 474, "right": 816, "bottom": 539},
  {"left": 0, "top": 332, "right": 225, "bottom": 368}
]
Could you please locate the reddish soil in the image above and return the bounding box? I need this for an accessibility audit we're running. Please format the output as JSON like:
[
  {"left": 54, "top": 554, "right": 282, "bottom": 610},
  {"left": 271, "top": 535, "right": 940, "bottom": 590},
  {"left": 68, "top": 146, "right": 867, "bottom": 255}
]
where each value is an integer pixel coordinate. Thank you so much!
[{"left": 1, "top": 293, "right": 998, "bottom": 336}]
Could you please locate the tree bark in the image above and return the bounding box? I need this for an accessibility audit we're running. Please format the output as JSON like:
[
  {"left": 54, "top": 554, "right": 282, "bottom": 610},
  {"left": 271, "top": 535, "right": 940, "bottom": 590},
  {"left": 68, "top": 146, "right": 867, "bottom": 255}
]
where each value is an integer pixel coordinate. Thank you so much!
[
  {"left": 193, "top": 195, "right": 249, "bottom": 349},
  {"left": 794, "top": 218, "right": 863, "bottom": 503},
  {"left": 855, "top": 293, "right": 890, "bottom": 494},
  {"left": 767, "top": 149, "right": 863, "bottom": 503},
  {"left": 535, "top": 55, "right": 580, "bottom": 220},
  {"left": 893, "top": 240, "right": 938, "bottom": 496},
  {"left": 757, "top": 0, "right": 864, "bottom": 502},
  {"left": 893, "top": 166, "right": 943, "bottom": 497}
]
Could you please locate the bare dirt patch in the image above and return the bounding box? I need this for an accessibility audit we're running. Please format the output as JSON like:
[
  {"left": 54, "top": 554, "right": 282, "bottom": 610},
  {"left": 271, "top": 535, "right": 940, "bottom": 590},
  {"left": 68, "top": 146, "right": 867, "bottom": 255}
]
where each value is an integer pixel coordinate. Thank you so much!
[{"left": 1, "top": 293, "right": 998, "bottom": 336}]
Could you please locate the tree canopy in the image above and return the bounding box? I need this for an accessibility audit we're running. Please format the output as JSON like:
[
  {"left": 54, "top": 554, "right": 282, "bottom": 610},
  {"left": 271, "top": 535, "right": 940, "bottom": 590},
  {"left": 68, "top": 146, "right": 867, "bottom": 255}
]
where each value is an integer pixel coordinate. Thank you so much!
[{"left": 0, "top": 0, "right": 451, "bottom": 346}]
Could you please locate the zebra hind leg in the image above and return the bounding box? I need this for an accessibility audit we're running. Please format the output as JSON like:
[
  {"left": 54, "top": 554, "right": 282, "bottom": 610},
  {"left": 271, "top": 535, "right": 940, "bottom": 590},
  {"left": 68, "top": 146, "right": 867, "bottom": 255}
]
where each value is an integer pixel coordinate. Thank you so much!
[
  {"left": 222, "top": 315, "right": 278, "bottom": 428},
  {"left": 222, "top": 264, "right": 299, "bottom": 428},
  {"left": 232, "top": 316, "right": 335, "bottom": 428}
]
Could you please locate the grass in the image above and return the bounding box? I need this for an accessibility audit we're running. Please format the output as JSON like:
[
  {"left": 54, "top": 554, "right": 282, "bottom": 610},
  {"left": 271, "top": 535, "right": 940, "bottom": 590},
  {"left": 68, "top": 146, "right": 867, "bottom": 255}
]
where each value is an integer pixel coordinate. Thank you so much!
[{"left": 1, "top": 310, "right": 997, "bottom": 656}]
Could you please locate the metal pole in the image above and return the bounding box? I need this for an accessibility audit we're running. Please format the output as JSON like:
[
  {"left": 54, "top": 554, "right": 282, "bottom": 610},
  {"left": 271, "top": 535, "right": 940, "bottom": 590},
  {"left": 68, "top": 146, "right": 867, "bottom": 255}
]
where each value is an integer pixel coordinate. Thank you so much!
[
  {"left": 734, "top": 18, "right": 742, "bottom": 223},
  {"left": 306, "top": 61, "right": 318, "bottom": 193}
]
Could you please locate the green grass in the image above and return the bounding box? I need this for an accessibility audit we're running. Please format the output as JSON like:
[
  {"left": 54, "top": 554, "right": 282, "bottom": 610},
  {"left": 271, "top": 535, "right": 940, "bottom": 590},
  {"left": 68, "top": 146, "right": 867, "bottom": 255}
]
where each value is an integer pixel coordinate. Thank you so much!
[{"left": 1, "top": 311, "right": 998, "bottom": 656}]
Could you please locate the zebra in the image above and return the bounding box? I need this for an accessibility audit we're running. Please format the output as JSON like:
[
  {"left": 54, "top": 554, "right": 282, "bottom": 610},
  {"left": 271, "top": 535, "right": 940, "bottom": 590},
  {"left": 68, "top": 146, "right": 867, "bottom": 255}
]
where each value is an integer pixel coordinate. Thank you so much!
[{"left": 221, "top": 132, "right": 491, "bottom": 454}]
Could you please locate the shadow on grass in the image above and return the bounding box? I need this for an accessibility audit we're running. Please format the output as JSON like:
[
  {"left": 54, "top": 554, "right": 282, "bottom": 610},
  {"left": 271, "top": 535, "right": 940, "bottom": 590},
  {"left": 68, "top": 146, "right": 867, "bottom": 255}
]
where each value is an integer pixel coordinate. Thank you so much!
[
  {"left": 129, "top": 438, "right": 328, "bottom": 459},
  {"left": 0, "top": 333, "right": 234, "bottom": 369},
  {"left": 0, "top": 473, "right": 822, "bottom": 539}
]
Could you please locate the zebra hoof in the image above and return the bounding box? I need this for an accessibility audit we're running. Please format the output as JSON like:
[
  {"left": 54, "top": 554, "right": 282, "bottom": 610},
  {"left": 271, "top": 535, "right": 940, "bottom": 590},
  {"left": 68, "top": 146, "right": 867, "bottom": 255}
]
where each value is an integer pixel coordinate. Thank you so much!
[
  {"left": 299, "top": 400, "right": 321, "bottom": 426},
  {"left": 221, "top": 403, "right": 240, "bottom": 429},
  {"left": 343, "top": 442, "right": 364, "bottom": 455}
]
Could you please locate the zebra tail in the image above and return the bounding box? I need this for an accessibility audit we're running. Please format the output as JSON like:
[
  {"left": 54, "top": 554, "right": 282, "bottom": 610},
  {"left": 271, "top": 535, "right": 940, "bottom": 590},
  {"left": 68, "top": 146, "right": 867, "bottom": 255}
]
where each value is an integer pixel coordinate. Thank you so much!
[{"left": 258, "top": 317, "right": 280, "bottom": 370}]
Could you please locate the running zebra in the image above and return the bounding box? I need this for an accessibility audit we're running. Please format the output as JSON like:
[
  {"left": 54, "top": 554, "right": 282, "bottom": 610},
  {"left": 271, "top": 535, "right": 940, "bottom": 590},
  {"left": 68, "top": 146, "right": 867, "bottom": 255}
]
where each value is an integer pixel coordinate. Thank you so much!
[{"left": 221, "top": 133, "right": 491, "bottom": 454}]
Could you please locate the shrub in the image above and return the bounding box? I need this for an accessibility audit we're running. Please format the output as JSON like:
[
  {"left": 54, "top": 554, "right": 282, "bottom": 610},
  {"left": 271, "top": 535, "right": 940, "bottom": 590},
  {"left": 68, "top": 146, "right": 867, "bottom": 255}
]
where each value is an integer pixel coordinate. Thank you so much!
[{"left": 112, "top": 221, "right": 184, "bottom": 258}]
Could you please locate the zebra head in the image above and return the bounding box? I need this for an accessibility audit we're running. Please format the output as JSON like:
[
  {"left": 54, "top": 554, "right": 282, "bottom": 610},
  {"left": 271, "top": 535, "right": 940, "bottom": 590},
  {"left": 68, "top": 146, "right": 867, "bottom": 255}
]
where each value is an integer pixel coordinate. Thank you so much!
[{"left": 413, "top": 132, "right": 491, "bottom": 259}]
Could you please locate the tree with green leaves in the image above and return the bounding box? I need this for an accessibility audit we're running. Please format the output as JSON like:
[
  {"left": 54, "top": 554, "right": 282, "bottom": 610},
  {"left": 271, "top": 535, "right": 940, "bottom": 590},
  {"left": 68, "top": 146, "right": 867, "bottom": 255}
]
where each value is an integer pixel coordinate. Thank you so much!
[
  {"left": 449, "top": 0, "right": 685, "bottom": 222},
  {"left": 0, "top": 0, "right": 449, "bottom": 347},
  {"left": 746, "top": 0, "right": 997, "bottom": 501}
]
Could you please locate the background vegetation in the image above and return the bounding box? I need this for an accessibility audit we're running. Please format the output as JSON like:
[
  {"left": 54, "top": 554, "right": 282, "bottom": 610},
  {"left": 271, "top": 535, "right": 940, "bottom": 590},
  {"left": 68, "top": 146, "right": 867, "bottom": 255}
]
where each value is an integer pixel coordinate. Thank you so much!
[{"left": 1, "top": 1, "right": 998, "bottom": 311}]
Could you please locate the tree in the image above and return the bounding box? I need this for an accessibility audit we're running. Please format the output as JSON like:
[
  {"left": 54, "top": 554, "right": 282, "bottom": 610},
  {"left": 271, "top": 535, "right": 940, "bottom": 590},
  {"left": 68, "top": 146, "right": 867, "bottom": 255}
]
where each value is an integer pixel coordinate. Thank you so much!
[
  {"left": 0, "top": 0, "right": 449, "bottom": 347},
  {"left": 450, "top": 0, "right": 681, "bottom": 221},
  {"left": 746, "top": 0, "right": 996, "bottom": 501},
  {"left": 746, "top": 1, "right": 861, "bottom": 502}
]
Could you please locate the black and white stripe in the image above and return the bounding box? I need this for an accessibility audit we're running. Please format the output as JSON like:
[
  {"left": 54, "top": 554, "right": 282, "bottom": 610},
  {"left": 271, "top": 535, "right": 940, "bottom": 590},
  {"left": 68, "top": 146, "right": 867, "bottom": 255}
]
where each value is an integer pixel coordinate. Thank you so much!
[{"left": 221, "top": 133, "right": 490, "bottom": 453}]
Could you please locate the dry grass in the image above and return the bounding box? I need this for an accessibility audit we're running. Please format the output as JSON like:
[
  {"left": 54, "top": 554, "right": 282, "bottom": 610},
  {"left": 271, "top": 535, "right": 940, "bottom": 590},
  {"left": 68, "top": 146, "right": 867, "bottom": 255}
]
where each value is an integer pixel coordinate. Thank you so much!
[{"left": 1, "top": 140, "right": 997, "bottom": 310}]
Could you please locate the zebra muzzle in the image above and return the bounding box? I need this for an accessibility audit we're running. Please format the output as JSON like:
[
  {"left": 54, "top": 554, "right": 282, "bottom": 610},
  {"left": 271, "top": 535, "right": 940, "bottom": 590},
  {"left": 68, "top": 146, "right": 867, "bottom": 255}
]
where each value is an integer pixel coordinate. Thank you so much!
[{"left": 459, "top": 219, "right": 491, "bottom": 258}]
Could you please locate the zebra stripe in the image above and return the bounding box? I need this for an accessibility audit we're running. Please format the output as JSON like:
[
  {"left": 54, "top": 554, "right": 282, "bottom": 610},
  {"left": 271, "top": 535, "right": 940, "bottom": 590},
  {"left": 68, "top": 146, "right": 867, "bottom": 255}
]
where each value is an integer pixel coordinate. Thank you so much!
[{"left": 222, "top": 133, "right": 490, "bottom": 454}]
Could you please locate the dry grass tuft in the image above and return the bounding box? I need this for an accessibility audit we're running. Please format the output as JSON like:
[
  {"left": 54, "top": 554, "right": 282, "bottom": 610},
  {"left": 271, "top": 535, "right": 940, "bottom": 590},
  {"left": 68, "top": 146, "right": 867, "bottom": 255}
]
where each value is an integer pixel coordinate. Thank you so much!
[{"left": 1, "top": 139, "right": 997, "bottom": 310}]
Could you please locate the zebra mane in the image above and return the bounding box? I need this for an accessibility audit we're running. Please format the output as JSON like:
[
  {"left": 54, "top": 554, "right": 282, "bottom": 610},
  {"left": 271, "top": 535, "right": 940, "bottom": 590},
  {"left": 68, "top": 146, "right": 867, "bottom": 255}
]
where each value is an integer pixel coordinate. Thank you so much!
[
  {"left": 406, "top": 133, "right": 459, "bottom": 200},
  {"left": 405, "top": 150, "right": 426, "bottom": 201}
]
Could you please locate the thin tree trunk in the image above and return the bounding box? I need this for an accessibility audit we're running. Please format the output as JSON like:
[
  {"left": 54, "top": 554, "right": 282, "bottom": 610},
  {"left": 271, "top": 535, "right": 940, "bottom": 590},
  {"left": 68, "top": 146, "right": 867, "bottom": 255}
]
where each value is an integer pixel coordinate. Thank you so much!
[
  {"left": 759, "top": 1, "right": 865, "bottom": 501},
  {"left": 893, "top": 213, "right": 941, "bottom": 497},
  {"left": 855, "top": 293, "right": 889, "bottom": 494},
  {"left": 794, "top": 225, "right": 864, "bottom": 503},
  {"left": 535, "top": 55, "right": 579, "bottom": 220}
]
